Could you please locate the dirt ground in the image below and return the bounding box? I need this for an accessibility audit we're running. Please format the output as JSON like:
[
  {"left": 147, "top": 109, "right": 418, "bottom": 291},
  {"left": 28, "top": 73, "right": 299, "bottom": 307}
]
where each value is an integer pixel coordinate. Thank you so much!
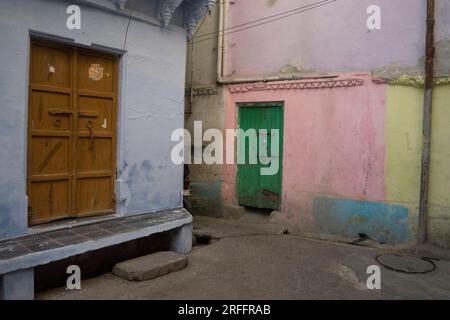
[{"left": 38, "top": 215, "right": 450, "bottom": 300}]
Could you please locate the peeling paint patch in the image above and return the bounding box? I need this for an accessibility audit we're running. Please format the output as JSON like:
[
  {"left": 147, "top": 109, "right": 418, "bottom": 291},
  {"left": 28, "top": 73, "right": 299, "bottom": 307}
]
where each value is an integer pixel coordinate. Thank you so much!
[
  {"left": 372, "top": 63, "right": 424, "bottom": 80},
  {"left": 88, "top": 64, "right": 104, "bottom": 81},
  {"left": 278, "top": 58, "right": 318, "bottom": 76},
  {"left": 387, "top": 75, "right": 450, "bottom": 87},
  {"left": 313, "top": 196, "right": 410, "bottom": 244}
]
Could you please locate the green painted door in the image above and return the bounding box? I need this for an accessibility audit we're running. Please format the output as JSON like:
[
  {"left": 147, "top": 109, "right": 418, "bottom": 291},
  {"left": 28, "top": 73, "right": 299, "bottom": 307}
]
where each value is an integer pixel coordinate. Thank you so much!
[{"left": 237, "top": 104, "right": 283, "bottom": 210}]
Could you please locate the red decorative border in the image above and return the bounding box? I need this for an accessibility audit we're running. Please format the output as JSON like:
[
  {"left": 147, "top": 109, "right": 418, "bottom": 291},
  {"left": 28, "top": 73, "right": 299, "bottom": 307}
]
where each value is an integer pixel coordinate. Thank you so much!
[{"left": 229, "top": 78, "right": 365, "bottom": 94}]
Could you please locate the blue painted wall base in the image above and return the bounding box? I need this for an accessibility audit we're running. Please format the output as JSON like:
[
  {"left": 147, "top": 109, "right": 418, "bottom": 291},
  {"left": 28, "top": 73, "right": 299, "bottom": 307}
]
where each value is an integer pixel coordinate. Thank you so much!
[{"left": 313, "top": 197, "right": 410, "bottom": 244}]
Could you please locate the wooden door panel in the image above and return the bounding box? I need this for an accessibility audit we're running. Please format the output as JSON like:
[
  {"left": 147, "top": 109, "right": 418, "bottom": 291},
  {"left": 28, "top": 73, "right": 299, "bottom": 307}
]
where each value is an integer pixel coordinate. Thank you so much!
[
  {"left": 30, "top": 43, "right": 71, "bottom": 88},
  {"left": 30, "top": 137, "right": 70, "bottom": 175},
  {"left": 28, "top": 42, "right": 73, "bottom": 225},
  {"left": 30, "top": 91, "right": 72, "bottom": 132},
  {"left": 76, "top": 178, "right": 113, "bottom": 215},
  {"left": 77, "top": 54, "right": 114, "bottom": 93},
  {"left": 237, "top": 105, "right": 283, "bottom": 210},
  {"left": 238, "top": 107, "right": 262, "bottom": 208},
  {"left": 28, "top": 41, "right": 117, "bottom": 225},
  {"left": 74, "top": 51, "right": 116, "bottom": 217},
  {"left": 76, "top": 138, "right": 113, "bottom": 172},
  {"left": 29, "top": 180, "right": 70, "bottom": 224},
  {"left": 258, "top": 107, "right": 283, "bottom": 209},
  {"left": 77, "top": 96, "right": 114, "bottom": 133}
]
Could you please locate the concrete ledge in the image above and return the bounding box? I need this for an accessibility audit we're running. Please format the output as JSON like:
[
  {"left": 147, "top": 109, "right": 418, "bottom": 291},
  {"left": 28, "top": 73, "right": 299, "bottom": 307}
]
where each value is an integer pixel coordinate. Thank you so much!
[
  {"left": 113, "top": 251, "right": 188, "bottom": 281},
  {"left": 0, "top": 208, "right": 192, "bottom": 275},
  {"left": 0, "top": 269, "right": 34, "bottom": 300}
]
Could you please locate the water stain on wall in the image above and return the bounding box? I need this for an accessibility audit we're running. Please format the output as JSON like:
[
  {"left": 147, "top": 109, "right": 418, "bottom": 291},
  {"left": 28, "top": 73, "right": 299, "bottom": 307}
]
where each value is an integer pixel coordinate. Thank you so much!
[{"left": 266, "top": 0, "right": 277, "bottom": 7}]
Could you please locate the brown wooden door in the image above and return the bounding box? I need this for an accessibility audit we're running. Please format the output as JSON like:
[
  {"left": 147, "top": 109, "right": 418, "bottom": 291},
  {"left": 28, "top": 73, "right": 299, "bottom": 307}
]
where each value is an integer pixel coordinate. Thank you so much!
[{"left": 28, "top": 41, "right": 117, "bottom": 225}]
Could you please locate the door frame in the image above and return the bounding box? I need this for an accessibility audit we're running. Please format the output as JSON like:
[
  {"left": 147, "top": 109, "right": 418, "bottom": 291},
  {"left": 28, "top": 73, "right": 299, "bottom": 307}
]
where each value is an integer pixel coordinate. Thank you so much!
[
  {"left": 26, "top": 37, "right": 121, "bottom": 226},
  {"left": 236, "top": 101, "right": 284, "bottom": 210}
]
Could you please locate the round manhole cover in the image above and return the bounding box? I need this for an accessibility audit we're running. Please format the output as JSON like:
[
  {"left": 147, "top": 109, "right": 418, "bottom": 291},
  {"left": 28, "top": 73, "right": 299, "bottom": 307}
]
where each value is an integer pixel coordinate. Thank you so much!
[{"left": 375, "top": 254, "right": 436, "bottom": 274}]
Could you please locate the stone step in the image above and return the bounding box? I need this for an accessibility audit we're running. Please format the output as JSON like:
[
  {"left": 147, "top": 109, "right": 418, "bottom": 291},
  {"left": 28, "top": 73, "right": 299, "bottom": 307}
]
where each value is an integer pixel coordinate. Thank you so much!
[{"left": 112, "top": 251, "right": 188, "bottom": 281}]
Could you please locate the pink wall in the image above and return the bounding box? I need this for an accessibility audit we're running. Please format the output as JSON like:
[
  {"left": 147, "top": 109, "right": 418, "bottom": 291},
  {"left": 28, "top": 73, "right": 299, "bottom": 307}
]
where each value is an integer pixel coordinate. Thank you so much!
[{"left": 222, "top": 74, "right": 387, "bottom": 231}]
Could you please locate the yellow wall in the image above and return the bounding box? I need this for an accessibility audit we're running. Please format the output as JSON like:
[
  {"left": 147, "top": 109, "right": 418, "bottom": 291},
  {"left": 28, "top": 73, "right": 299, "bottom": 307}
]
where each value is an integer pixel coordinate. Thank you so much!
[
  {"left": 385, "top": 86, "right": 423, "bottom": 204},
  {"left": 429, "top": 86, "right": 450, "bottom": 246},
  {"left": 386, "top": 84, "right": 450, "bottom": 247}
]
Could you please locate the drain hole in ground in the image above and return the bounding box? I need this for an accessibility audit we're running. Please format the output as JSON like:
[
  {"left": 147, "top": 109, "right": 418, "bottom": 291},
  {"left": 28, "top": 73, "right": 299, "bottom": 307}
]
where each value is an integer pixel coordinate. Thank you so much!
[
  {"left": 194, "top": 234, "right": 213, "bottom": 246},
  {"left": 375, "top": 254, "right": 437, "bottom": 274}
]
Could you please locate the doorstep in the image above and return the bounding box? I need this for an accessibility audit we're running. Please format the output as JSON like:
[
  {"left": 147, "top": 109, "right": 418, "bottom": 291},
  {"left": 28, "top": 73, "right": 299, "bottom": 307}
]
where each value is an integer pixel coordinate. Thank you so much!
[{"left": 0, "top": 208, "right": 193, "bottom": 276}]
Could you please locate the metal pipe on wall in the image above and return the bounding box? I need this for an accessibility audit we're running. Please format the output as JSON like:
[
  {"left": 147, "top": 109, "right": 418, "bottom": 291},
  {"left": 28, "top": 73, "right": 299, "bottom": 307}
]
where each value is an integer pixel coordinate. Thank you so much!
[
  {"left": 188, "top": 39, "right": 195, "bottom": 114},
  {"left": 418, "top": 0, "right": 436, "bottom": 245},
  {"left": 217, "top": 0, "right": 224, "bottom": 80}
]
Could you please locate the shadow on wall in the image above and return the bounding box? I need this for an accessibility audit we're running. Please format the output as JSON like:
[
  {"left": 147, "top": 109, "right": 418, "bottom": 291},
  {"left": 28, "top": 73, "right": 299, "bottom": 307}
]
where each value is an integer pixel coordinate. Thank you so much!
[
  {"left": 313, "top": 196, "right": 410, "bottom": 244},
  {"left": 186, "top": 182, "right": 223, "bottom": 218}
]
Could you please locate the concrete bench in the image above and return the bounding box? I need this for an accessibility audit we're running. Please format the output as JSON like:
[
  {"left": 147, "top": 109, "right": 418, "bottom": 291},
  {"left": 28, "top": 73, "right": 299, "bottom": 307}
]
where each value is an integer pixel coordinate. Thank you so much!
[{"left": 0, "top": 208, "right": 192, "bottom": 300}]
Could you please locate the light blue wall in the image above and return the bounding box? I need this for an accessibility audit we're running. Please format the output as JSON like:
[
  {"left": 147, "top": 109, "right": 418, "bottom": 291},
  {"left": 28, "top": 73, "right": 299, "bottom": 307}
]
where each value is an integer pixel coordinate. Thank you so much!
[
  {"left": 0, "top": 0, "right": 187, "bottom": 240},
  {"left": 313, "top": 197, "right": 410, "bottom": 244}
]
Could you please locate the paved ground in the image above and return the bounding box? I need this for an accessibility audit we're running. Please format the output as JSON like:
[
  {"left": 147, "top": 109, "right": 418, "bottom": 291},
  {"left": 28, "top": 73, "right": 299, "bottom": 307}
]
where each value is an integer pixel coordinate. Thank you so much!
[{"left": 38, "top": 215, "right": 450, "bottom": 300}]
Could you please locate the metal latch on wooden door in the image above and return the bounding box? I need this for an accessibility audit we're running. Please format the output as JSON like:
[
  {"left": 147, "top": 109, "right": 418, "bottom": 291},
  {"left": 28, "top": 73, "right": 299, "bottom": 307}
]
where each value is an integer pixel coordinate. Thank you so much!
[
  {"left": 48, "top": 108, "right": 73, "bottom": 116},
  {"left": 86, "top": 121, "right": 95, "bottom": 150},
  {"left": 80, "top": 111, "right": 99, "bottom": 151},
  {"left": 78, "top": 111, "right": 99, "bottom": 150},
  {"left": 48, "top": 108, "right": 73, "bottom": 128}
]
